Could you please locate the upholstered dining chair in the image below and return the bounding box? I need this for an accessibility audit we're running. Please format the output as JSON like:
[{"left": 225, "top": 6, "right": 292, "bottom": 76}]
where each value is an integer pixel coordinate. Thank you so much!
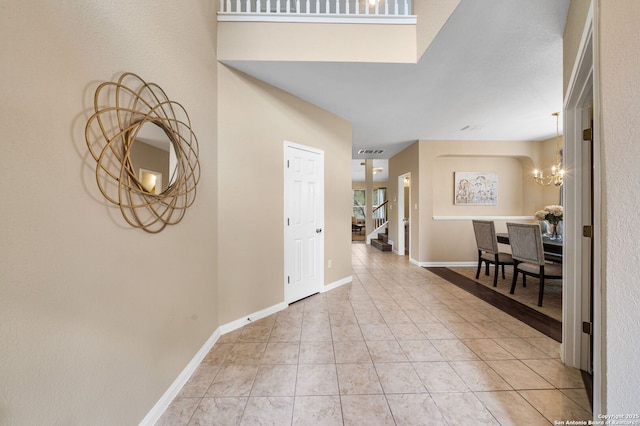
[
  {"left": 472, "top": 220, "right": 514, "bottom": 287},
  {"left": 506, "top": 222, "right": 563, "bottom": 307}
]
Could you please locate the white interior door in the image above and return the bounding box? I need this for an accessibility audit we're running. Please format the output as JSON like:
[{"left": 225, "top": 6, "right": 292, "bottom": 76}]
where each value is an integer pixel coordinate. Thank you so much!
[{"left": 284, "top": 142, "right": 324, "bottom": 304}]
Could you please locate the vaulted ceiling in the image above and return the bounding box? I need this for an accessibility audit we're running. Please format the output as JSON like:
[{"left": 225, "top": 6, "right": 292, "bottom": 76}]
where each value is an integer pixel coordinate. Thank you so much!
[{"left": 224, "top": 0, "right": 570, "bottom": 159}]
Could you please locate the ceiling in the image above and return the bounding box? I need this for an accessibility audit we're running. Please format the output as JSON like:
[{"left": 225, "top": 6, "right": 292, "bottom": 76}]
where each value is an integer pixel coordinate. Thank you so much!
[
  {"left": 223, "top": 0, "right": 570, "bottom": 160},
  {"left": 351, "top": 159, "right": 389, "bottom": 183}
]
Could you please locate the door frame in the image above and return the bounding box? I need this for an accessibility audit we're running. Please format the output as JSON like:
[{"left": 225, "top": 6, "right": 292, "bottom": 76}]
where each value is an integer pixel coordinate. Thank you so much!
[
  {"left": 563, "top": 2, "right": 601, "bottom": 414},
  {"left": 396, "top": 173, "right": 411, "bottom": 257},
  {"left": 283, "top": 141, "right": 325, "bottom": 304}
]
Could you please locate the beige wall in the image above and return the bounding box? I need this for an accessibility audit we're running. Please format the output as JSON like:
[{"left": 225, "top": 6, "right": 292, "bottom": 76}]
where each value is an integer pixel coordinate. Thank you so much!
[
  {"left": 433, "top": 156, "right": 526, "bottom": 217},
  {"left": 388, "top": 142, "right": 420, "bottom": 259},
  {"left": 415, "top": 0, "right": 461, "bottom": 60},
  {"left": 0, "top": 1, "right": 220, "bottom": 424},
  {"left": 219, "top": 1, "right": 462, "bottom": 65},
  {"left": 388, "top": 140, "right": 559, "bottom": 264},
  {"left": 420, "top": 140, "right": 559, "bottom": 264},
  {"left": 218, "top": 21, "right": 417, "bottom": 63},
  {"left": 217, "top": 65, "right": 352, "bottom": 324},
  {"left": 597, "top": 0, "right": 640, "bottom": 412}
]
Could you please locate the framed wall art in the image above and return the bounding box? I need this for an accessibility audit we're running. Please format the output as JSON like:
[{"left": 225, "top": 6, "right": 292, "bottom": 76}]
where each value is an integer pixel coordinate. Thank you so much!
[{"left": 454, "top": 172, "right": 498, "bottom": 206}]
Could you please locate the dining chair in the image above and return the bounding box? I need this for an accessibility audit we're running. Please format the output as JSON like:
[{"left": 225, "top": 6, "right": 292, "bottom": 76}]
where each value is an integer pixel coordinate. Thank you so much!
[
  {"left": 506, "top": 222, "right": 563, "bottom": 307},
  {"left": 472, "top": 220, "right": 514, "bottom": 287}
]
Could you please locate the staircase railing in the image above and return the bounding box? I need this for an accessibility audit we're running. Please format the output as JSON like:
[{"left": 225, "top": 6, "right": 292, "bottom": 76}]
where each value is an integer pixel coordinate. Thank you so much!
[
  {"left": 366, "top": 200, "right": 389, "bottom": 244},
  {"left": 372, "top": 199, "right": 388, "bottom": 231},
  {"left": 218, "top": 0, "right": 415, "bottom": 22}
]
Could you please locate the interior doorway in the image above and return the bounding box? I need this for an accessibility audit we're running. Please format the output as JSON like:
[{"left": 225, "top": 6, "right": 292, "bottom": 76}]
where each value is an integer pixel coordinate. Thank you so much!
[
  {"left": 397, "top": 173, "right": 411, "bottom": 257},
  {"left": 563, "top": 8, "right": 600, "bottom": 413}
]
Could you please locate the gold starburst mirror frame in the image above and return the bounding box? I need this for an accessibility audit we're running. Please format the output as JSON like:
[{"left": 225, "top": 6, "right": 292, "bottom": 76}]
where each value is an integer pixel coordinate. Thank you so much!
[{"left": 85, "top": 73, "right": 200, "bottom": 233}]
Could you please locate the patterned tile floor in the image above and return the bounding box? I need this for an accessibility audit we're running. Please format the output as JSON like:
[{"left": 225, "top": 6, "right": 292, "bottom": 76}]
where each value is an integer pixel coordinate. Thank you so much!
[{"left": 157, "top": 243, "right": 592, "bottom": 425}]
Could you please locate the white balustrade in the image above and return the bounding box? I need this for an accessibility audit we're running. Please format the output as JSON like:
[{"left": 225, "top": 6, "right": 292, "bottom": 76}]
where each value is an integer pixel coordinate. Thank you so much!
[{"left": 218, "top": 0, "right": 413, "bottom": 17}]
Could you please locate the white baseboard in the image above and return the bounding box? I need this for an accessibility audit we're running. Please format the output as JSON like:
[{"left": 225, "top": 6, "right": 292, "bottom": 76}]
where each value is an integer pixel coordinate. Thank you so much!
[
  {"left": 322, "top": 275, "right": 352, "bottom": 293},
  {"left": 139, "top": 328, "right": 221, "bottom": 426},
  {"left": 141, "top": 277, "right": 359, "bottom": 424},
  {"left": 140, "top": 301, "right": 288, "bottom": 425},
  {"left": 219, "top": 302, "right": 288, "bottom": 335}
]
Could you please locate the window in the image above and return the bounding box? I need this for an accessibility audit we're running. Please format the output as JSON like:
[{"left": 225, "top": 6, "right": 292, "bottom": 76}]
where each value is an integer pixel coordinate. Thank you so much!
[
  {"left": 353, "top": 188, "right": 387, "bottom": 220},
  {"left": 353, "top": 189, "right": 365, "bottom": 219},
  {"left": 373, "top": 188, "right": 386, "bottom": 219}
]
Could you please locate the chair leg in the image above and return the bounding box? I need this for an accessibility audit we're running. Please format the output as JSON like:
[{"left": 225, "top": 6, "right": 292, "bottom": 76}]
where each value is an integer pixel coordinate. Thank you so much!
[
  {"left": 522, "top": 274, "right": 527, "bottom": 287},
  {"left": 475, "top": 251, "right": 482, "bottom": 279},
  {"left": 493, "top": 263, "right": 499, "bottom": 287},
  {"left": 485, "top": 260, "right": 490, "bottom": 276},
  {"left": 501, "top": 263, "right": 506, "bottom": 279},
  {"left": 538, "top": 267, "right": 545, "bottom": 307},
  {"left": 510, "top": 265, "right": 518, "bottom": 294}
]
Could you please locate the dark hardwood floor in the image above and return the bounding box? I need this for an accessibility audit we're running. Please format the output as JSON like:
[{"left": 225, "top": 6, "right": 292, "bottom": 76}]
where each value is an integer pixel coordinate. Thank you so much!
[{"left": 426, "top": 267, "right": 562, "bottom": 342}]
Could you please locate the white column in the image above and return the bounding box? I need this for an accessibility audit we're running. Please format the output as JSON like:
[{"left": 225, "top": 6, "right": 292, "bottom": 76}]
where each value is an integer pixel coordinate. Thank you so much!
[{"left": 365, "top": 159, "right": 374, "bottom": 238}]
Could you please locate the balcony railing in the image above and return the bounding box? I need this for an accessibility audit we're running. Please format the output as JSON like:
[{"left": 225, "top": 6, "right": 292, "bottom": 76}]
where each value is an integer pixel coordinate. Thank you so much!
[{"left": 218, "top": 0, "right": 415, "bottom": 23}]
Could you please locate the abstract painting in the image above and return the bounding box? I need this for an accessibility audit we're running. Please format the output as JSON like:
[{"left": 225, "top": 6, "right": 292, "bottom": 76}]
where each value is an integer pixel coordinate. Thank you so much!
[{"left": 454, "top": 172, "right": 498, "bottom": 205}]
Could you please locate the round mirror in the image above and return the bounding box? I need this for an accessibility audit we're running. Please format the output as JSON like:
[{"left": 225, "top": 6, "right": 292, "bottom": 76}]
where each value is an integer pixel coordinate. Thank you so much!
[{"left": 128, "top": 121, "right": 178, "bottom": 195}]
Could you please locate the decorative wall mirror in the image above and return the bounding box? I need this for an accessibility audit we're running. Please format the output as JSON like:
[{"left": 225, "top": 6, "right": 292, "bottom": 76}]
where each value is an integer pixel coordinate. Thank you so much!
[{"left": 85, "top": 73, "right": 200, "bottom": 233}]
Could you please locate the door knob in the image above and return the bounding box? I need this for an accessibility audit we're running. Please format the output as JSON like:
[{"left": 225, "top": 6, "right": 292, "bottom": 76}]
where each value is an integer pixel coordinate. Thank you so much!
[{"left": 316, "top": 228, "right": 322, "bottom": 233}]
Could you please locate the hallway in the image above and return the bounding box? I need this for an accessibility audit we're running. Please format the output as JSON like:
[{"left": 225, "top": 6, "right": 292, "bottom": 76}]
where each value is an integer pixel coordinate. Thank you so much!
[{"left": 157, "top": 244, "right": 591, "bottom": 425}]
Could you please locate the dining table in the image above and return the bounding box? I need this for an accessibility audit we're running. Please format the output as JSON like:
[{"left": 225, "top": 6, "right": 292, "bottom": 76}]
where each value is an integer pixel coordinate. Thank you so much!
[{"left": 496, "top": 232, "right": 563, "bottom": 262}]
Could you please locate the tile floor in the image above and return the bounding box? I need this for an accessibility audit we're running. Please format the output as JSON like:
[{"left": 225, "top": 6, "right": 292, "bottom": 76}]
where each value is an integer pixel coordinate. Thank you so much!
[{"left": 157, "top": 243, "right": 592, "bottom": 425}]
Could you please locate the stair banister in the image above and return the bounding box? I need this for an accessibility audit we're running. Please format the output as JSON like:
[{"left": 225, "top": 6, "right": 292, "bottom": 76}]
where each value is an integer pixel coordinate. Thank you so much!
[{"left": 367, "top": 199, "right": 389, "bottom": 244}]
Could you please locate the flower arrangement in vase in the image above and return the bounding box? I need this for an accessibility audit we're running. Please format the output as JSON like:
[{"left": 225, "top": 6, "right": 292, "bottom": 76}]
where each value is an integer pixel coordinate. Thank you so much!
[{"left": 534, "top": 205, "right": 564, "bottom": 239}]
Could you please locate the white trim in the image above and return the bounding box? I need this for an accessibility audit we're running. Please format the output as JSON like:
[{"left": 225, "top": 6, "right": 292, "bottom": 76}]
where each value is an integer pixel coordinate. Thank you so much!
[
  {"left": 432, "top": 215, "right": 535, "bottom": 221},
  {"left": 563, "top": 0, "right": 602, "bottom": 416},
  {"left": 409, "top": 257, "right": 420, "bottom": 266},
  {"left": 564, "top": 2, "right": 595, "bottom": 102},
  {"left": 139, "top": 301, "right": 288, "bottom": 425},
  {"left": 397, "top": 172, "right": 411, "bottom": 257},
  {"left": 139, "top": 328, "right": 221, "bottom": 426},
  {"left": 217, "top": 13, "right": 417, "bottom": 24},
  {"left": 219, "top": 302, "right": 289, "bottom": 335},
  {"left": 562, "top": 56, "right": 593, "bottom": 370},
  {"left": 562, "top": 0, "right": 594, "bottom": 364},
  {"left": 591, "top": 1, "right": 602, "bottom": 413},
  {"left": 283, "top": 140, "right": 324, "bottom": 156},
  {"left": 322, "top": 275, "right": 353, "bottom": 292}
]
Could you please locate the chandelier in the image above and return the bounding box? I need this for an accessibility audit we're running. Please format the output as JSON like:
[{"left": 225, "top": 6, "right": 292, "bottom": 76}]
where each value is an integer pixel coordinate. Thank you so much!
[{"left": 533, "top": 112, "right": 564, "bottom": 187}]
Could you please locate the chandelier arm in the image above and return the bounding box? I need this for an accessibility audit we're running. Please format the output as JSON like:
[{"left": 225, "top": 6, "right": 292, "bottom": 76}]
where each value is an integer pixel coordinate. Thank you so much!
[{"left": 533, "top": 112, "right": 564, "bottom": 187}]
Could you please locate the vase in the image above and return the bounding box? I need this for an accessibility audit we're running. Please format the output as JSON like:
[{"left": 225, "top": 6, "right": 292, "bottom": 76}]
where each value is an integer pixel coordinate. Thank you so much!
[
  {"left": 539, "top": 220, "right": 550, "bottom": 235},
  {"left": 549, "top": 222, "right": 561, "bottom": 240}
]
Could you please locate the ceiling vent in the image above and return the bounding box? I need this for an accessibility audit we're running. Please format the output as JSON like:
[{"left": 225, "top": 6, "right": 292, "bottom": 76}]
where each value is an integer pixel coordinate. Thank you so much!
[{"left": 357, "top": 149, "right": 385, "bottom": 154}]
